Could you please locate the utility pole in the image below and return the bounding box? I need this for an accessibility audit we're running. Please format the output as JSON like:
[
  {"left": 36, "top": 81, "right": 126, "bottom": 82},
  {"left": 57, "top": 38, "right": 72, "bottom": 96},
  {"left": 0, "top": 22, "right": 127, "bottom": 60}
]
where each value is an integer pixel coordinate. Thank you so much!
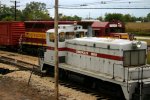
[
  {"left": 14, "top": 1, "right": 17, "bottom": 21},
  {"left": 11, "top": 0, "right": 20, "bottom": 21},
  {"left": 54, "top": 0, "right": 59, "bottom": 100}
]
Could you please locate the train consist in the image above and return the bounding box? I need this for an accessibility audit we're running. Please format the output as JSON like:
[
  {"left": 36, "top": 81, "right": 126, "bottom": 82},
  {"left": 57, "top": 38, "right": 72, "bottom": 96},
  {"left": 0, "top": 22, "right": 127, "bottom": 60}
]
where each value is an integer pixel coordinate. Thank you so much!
[
  {"left": 0, "top": 21, "right": 149, "bottom": 99},
  {"left": 0, "top": 21, "right": 129, "bottom": 54},
  {"left": 39, "top": 25, "right": 150, "bottom": 100},
  {"left": 22, "top": 20, "right": 128, "bottom": 47}
]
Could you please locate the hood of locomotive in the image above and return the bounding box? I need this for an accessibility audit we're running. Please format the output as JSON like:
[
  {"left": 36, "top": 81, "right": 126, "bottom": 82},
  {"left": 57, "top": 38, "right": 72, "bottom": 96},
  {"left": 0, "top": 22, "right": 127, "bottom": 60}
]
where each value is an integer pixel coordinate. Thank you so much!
[
  {"left": 66, "top": 37, "right": 147, "bottom": 50},
  {"left": 66, "top": 37, "right": 148, "bottom": 81}
]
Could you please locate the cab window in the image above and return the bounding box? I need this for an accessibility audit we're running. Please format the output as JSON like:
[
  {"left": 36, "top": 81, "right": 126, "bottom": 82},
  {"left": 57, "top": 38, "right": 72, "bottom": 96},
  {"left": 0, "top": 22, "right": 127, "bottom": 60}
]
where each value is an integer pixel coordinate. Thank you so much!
[
  {"left": 66, "top": 32, "right": 75, "bottom": 39},
  {"left": 76, "top": 32, "right": 84, "bottom": 38},
  {"left": 59, "top": 32, "right": 65, "bottom": 42},
  {"left": 49, "top": 33, "right": 55, "bottom": 42}
]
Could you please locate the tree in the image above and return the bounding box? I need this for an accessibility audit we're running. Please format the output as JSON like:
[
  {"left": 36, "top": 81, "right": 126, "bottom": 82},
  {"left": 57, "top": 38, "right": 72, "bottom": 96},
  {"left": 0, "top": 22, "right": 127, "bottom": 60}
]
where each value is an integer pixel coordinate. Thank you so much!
[
  {"left": 60, "top": 15, "right": 81, "bottom": 21},
  {"left": 2, "top": 16, "right": 14, "bottom": 21},
  {"left": 147, "top": 13, "right": 150, "bottom": 22},
  {"left": 0, "top": 5, "right": 23, "bottom": 21},
  {"left": 0, "top": 5, "right": 13, "bottom": 21},
  {"left": 105, "top": 13, "right": 124, "bottom": 22},
  {"left": 73, "top": 15, "right": 82, "bottom": 21},
  {"left": 130, "top": 16, "right": 136, "bottom": 22},
  {"left": 97, "top": 16, "right": 103, "bottom": 21},
  {"left": 22, "top": 2, "right": 50, "bottom": 20},
  {"left": 123, "top": 14, "right": 132, "bottom": 22}
]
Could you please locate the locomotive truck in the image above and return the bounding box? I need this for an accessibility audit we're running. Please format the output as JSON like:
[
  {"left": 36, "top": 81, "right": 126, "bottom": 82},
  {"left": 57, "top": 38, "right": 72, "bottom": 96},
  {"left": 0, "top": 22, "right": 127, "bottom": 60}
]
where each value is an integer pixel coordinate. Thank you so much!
[{"left": 39, "top": 24, "right": 150, "bottom": 100}]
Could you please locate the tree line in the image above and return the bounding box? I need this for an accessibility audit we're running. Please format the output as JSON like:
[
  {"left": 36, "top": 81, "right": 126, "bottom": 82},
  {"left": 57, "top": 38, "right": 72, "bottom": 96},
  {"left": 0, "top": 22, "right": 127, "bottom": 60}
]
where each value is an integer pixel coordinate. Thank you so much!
[
  {"left": 0, "top": 1, "right": 150, "bottom": 22},
  {"left": 101, "top": 13, "right": 150, "bottom": 22},
  {"left": 0, "top": 2, "right": 50, "bottom": 21}
]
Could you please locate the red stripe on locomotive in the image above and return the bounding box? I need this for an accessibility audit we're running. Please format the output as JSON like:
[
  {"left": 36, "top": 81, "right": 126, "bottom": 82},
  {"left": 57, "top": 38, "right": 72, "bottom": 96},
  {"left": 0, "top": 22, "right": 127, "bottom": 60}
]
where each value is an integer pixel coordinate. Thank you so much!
[{"left": 47, "top": 46, "right": 123, "bottom": 61}]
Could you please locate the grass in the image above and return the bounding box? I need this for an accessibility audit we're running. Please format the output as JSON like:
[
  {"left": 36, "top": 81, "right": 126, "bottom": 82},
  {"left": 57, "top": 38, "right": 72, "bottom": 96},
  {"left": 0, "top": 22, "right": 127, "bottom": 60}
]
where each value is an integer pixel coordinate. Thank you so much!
[
  {"left": 138, "top": 39, "right": 150, "bottom": 46},
  {"left": 125, "top": 22, "right": 150, "bottom": 64},
  {"left": 138, "top": 39, "right": 150, "bottom": 64},
  {"left": 125, "top": 22, "right": 150, "bottom": 36}
]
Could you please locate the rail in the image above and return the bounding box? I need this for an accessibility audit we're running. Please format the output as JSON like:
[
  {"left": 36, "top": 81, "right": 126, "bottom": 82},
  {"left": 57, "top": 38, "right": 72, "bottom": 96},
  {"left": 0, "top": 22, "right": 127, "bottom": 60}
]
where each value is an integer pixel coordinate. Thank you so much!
[{"left": 0, "top": 55, "right": 40, "bottom": 72}]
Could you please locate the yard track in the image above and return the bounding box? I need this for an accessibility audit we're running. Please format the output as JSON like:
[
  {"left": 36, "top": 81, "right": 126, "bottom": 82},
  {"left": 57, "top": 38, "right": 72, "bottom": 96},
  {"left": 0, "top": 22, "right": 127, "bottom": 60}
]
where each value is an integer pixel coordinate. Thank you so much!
[
  {"left": 0, "top": 50, "right": 113, "bottom": 100},
  {"left": 0, "top": 55, "right": 40, "bottom": 74}
]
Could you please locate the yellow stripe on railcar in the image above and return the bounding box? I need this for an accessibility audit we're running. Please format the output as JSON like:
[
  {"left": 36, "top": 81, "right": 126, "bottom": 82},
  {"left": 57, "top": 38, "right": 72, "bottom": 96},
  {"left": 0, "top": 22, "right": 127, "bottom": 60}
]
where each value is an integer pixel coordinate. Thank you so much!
[{"left": 25, "top": 32, "right": 46, "bottom": 39}]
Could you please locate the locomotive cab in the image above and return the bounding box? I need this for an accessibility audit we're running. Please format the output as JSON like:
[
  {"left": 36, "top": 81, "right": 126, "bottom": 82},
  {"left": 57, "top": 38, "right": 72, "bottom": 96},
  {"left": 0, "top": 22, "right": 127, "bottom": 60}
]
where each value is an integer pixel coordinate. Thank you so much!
[{"left": 39, "top": 24, "right": 87, "bottom": 73}]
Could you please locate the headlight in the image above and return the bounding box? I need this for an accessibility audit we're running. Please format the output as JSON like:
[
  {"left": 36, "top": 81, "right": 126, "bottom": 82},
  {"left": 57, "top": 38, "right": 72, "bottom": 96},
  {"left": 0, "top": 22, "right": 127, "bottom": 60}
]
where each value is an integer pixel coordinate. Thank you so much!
[
  {"left": 136, "top": 41, "right": 142, "bottom": 48},
  {"left": 132, "top": 41, "right": 142, "bottom": 49}
]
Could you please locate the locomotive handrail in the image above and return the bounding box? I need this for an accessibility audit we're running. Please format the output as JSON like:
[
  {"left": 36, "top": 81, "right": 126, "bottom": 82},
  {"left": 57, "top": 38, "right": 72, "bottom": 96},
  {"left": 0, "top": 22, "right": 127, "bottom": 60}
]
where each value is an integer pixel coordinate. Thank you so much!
[
  {"left": 136, "top": 66, "right": 144, "bottom": 100},
  {"left": 126, "top": 65, "right": 148, "bottom": 97},
  {"left": 113, "top": 63, "right": 138, "bottom": 93},
  {"left": 127, "top": 67, "right": 130, "bottom": 93},
  {"left": 140, "top": 67, "right": 144, "bottom": 100},
  {"left": 127, "top": 66, "right": 144, "bottom": 94},
  {"left": 113, "top": 63, "right": 130, "bottom": 93}
]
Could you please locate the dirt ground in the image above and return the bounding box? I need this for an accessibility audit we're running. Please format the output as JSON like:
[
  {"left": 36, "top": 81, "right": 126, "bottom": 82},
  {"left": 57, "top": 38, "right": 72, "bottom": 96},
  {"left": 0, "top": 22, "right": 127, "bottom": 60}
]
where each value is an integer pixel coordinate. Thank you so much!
[
  {"left": 0, "top": 76, "right": 55, "bottom": 100},
  {"left": 0, "top": 51, "right": 97, "bottom": 100},
  {"left": 0, "top": 62, "right": 97, "bottom": 100}
]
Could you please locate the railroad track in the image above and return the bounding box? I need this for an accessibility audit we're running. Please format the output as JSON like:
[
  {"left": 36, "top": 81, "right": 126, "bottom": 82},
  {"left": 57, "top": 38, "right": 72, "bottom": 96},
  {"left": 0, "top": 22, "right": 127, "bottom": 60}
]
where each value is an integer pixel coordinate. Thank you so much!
[
  {"left": 0, "top": 53, "right": 112, "bottom": 100},
  {"left": 0, "top": 55, "right": 40, "bottom": 74},
  {"left": 59, "top": 81, "right": 111, "bottom": 100}
]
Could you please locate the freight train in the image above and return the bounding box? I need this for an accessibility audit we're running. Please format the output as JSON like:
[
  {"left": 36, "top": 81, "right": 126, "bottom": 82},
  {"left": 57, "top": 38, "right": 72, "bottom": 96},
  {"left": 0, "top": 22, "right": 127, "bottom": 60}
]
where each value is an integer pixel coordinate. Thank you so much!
[
  {"left": 39, "top": 25, "right": 150, "bottom": 100},
  {"left": 21, "top": 20, "right": 91, "bottom": 54},
  {"left": 22, "top": 20, "right": 128, "bottom": 48},
  {"left": 0, "top": 21, "right": 129, "bottom": 54}
]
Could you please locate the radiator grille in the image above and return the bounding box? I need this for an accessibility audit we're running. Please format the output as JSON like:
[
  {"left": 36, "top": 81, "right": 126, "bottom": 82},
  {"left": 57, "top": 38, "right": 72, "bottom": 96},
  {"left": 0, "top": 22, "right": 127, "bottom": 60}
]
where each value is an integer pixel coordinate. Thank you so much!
[{"left": 123, "top": 50, "right": 146, "bottom": 67}]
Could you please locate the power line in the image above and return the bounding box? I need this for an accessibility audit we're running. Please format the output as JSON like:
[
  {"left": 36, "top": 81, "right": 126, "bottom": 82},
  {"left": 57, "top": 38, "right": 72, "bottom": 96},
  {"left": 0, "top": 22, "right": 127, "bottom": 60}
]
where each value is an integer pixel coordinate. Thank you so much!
[
  {"left": 47, "top": 1, "right": 150, "bottom": 10},
  {"left": 48, "top": 6, "right": 150, "bottom": 10},
  {"left": 58, "top": 1, "right": 144, "bottom": 7},
  {"left": 59, "top": 7, "right": 150, "bottom": 9}
]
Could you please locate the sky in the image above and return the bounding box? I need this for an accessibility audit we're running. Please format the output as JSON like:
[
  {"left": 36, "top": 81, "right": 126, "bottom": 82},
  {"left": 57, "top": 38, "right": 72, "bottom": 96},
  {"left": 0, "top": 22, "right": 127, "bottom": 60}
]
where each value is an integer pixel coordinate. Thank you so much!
[{"left": 0, "top": 0, "right": 150, "bottom": 19}]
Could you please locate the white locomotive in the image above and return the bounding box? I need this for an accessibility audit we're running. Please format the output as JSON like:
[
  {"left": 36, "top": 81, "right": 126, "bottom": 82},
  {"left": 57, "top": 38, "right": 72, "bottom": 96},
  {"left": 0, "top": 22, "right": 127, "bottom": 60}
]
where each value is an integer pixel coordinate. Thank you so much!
[{"left": 39, "top": 24, "right": 150, "bottom": 100}]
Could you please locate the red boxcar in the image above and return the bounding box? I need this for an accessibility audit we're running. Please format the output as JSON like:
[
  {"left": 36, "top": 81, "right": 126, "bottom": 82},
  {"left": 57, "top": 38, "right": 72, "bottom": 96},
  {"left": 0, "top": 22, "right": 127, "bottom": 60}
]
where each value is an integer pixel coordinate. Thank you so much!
[{"left": 0, "top": 21, "right": 25, "bottom": 46}]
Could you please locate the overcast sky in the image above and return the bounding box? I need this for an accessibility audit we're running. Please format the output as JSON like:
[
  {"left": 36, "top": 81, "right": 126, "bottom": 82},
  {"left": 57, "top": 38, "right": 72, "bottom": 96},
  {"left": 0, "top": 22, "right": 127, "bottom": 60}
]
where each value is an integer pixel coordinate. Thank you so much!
[{"left": 1, "top": 0, "right": 150, "bottom": 18}]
